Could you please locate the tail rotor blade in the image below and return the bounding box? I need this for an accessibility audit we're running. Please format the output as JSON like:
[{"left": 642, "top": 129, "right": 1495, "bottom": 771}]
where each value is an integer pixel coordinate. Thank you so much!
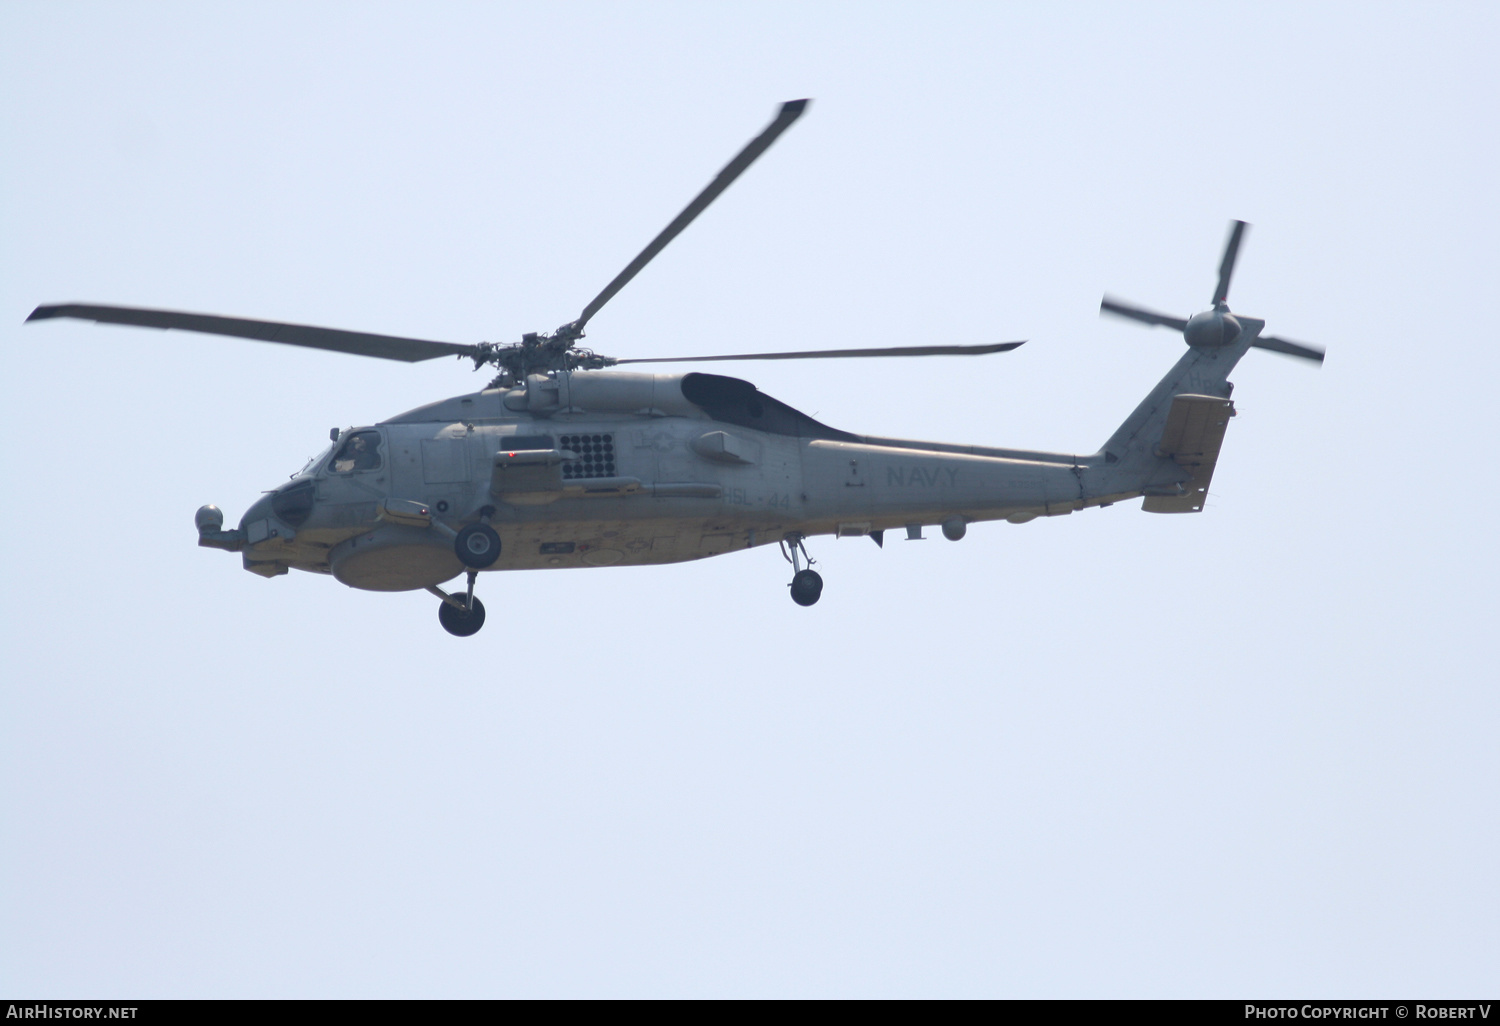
[
  {"left": 1253, "top": 334, "right": 1324, "bottom": 364},
  {"left": 1213, "top": 220, "right": 1248, "bottom": 305},
  {"left": 1100, "top": 296, "right": 1188, "bottom": 333}
]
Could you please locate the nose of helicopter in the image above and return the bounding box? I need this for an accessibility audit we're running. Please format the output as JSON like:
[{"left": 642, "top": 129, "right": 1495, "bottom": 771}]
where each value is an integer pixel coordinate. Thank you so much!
[
  {"left": 237, "top": 491, "right": 286, "bottom": 550},
  {"left": 238, "top": 477, "right": 317, "bottom": 548},
  {"left": 238, "top": 492, "right": 275, "bottom": 530}
]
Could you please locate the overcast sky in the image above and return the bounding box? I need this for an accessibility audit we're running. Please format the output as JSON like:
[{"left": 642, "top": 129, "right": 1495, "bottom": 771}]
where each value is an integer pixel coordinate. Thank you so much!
[{"left": 3, "top": 1, "right": 1496, "bottom": 998}]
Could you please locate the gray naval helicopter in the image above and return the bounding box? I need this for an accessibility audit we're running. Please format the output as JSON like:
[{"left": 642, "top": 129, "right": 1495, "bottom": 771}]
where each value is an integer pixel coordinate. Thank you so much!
[{"left": 27, "top": 100, "right": 1323, "bottom": 636}]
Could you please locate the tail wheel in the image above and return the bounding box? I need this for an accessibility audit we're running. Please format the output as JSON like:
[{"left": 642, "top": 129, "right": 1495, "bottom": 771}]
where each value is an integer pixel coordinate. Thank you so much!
[
  {"left": 438, "top": 594, "right": 486, "bottom": 637},
  {"left": 455, "top": 524, "right": 501, "bottom": 568}
]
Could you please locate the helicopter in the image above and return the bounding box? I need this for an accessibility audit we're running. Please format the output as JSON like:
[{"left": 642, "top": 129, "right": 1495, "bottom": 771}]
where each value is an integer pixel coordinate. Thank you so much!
[{"left": 26, "top": 99, "right": 1323, "bottom": 636}]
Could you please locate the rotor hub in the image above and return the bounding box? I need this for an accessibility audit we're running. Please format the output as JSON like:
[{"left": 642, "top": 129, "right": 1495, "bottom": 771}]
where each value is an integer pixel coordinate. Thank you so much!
[
  {"left": 1099, "top": 220, "right": 1324, "bottom": 364},
  {"left": 1184, "top": 308, "right": 1241, "bottom": 349},
  {"left": 471, "top": 329, "right": 619, "bottom": 387}
]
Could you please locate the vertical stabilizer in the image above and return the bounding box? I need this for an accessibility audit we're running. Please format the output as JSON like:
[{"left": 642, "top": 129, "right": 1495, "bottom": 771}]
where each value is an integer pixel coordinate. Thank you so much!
[
  {"left": 1140, "top": 393, "right": 1236, "bottom": 512},
  {"left": 1098, "top": 318, "right": 1260, "bottom": 470}
]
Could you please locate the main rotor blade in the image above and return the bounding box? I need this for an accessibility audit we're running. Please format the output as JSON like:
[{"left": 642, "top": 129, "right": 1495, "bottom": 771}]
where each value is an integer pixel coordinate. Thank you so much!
[
  {"left": 616, "top": 340, "right": 1024, "bottom": 364},
  {"left": 570, "top": 99, "right": 810, "bottom": 334},
  {"left": 1100, "top": 296, "right": 1188, "bottom": 333},
  {"left": 1213, "top": 220, "right": 1248, "bottom": 305},
  {"left": 26, "top": 303, "right": 480, "bottom": 363},
  {"left": 1253, "top": 334, "right": 1325, "bottom": 364}
]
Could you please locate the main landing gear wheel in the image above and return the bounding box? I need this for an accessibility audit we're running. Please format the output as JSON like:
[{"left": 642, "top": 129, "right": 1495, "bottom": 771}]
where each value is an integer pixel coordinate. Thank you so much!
[
  {"left": 454, "top": 523, "right": 501, "bottom": 568},
  {"left": 438, "top": 594, "right": 486, "bottom": 637},
  {"left": 781, "top": 533, "right": 823, "bottom": 607},
  {"left": 790, "top": 569, "right": 823, "bottom": 607}
]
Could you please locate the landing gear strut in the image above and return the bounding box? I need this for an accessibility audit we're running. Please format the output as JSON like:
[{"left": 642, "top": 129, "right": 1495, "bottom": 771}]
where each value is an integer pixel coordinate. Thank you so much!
[
  {"left": 781, "top": 533, "right": 823, "bottom": 607},
  {"left": 429, "top": 571, "right": 486, "bottom": 637}
]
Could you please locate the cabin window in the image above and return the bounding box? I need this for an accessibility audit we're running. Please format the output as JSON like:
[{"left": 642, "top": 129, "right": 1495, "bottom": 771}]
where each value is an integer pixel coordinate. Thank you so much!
[
  {"left": 331, "top": 430, "right": 382, "bottom": 473},
  {"left": 502, "top": 435, "right": 553, "bottom": 452}
]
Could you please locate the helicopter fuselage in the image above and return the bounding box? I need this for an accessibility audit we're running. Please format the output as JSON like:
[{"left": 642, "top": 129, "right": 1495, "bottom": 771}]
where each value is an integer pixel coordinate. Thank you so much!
[{"left": 227, "top": 369, "right": 1138, "bottom": 592}]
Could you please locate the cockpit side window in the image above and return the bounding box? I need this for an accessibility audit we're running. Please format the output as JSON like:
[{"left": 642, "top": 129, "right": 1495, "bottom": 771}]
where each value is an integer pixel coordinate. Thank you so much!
[{"left": 331, "top": 430, "right": 383, "bottom": 473}]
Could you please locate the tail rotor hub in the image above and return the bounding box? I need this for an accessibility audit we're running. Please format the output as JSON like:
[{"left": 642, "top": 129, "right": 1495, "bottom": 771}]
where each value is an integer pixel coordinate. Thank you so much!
[
  {"left": 1184, "top": 307, "right": 1241, "bottom": 349},
  {"left": 1098, "top": 220, "right": 1325, "bottom": 366}
]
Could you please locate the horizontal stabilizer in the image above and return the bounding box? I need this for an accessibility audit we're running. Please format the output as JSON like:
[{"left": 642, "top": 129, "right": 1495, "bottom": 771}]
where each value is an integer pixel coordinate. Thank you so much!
[{"left": 1142, "top": 394, "right": 1235, "bottom": 513}]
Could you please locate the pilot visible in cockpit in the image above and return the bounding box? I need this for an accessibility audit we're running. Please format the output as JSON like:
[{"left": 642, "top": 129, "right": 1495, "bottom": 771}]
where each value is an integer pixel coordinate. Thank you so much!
[{"left": 332, "top": 432, "right": 381, "bottom": 473}]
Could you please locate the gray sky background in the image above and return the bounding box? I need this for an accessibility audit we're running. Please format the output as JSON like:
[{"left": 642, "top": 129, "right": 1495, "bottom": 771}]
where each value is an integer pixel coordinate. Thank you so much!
[{"left": 2, "top": 1, "right": 1496, "bottom": 998}]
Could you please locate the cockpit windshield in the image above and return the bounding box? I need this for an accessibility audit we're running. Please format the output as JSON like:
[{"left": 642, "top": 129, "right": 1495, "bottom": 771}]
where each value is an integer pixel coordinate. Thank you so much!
[
  {"left": 294, "top": 444, "right": 334, "bottom": 479},
  {"left": 330, "top": 430, "right": 383, "bottom": 473}
]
